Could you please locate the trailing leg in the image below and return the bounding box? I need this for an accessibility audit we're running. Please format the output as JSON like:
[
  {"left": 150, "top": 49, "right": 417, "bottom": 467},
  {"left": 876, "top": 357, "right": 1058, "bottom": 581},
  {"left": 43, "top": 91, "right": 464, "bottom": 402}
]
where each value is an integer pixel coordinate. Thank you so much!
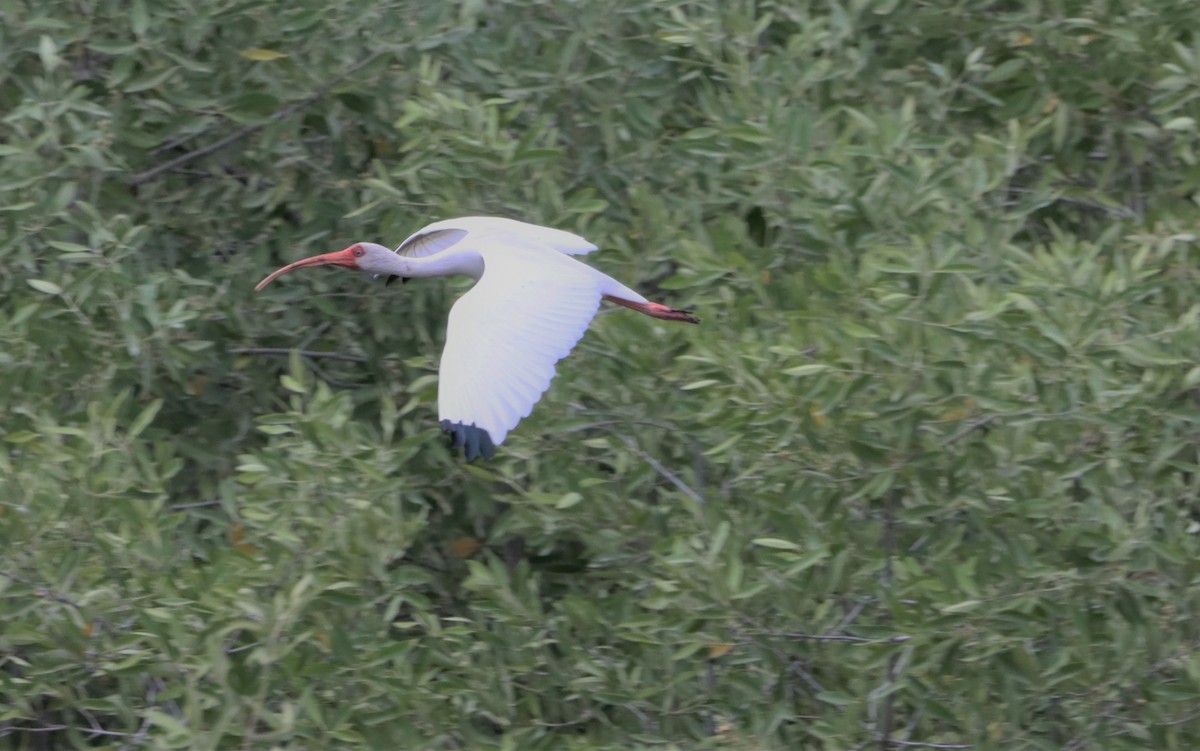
[{"left": 603, "top": 295, "right": 700, "bottom": 324}]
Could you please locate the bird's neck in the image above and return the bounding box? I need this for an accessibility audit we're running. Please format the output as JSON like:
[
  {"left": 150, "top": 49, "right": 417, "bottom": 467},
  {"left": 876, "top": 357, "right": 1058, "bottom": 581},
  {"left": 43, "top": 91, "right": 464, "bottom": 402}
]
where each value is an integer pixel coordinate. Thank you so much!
[{"left": 382, "top": 250, "right": 485, "bottom": 280}]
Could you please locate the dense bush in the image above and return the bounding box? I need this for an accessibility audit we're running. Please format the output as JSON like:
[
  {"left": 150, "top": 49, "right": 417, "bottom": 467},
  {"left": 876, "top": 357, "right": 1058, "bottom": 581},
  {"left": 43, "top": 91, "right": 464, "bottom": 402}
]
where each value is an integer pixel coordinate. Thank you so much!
[{"left": 2, "top": 0, "right": 1199, "bottom": 748}]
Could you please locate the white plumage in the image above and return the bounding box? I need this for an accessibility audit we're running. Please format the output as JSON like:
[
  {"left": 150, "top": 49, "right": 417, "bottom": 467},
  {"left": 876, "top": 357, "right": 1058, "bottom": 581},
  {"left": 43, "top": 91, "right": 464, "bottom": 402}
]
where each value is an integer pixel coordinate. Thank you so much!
[
  {"left": 438, "top": 246, "right": 604, "bottom": 448},
  {"left": 254, "top": 216, "right": 700, "bottom": 459}
]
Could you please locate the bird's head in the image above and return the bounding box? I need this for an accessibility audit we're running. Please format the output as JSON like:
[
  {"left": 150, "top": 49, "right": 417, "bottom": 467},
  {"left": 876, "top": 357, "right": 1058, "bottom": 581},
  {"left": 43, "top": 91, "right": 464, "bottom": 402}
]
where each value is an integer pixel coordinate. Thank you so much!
[{"left": 254, "top": 242, "right": 394, "bottom": 291}]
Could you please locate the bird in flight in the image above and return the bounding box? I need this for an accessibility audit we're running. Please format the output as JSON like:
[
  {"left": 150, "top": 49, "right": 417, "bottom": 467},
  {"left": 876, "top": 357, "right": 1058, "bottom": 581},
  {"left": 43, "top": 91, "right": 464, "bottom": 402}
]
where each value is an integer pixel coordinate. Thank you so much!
[{"left": 255, "top": 217, "right": 699, "bottom": 459}]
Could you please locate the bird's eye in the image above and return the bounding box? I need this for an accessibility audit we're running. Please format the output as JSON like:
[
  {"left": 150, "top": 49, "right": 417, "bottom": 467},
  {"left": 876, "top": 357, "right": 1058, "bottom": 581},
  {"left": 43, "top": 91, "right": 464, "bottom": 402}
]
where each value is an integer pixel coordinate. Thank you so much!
[{"left": 354, "top": 248, "right": 364, "bottom": 257}]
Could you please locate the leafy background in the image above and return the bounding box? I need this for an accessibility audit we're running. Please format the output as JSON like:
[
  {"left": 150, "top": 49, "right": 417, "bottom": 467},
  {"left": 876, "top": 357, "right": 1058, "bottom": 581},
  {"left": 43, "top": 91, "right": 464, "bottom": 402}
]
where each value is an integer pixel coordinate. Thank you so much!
[{"left": 2, "top": 0, "right": 1200, "bottom": 748}]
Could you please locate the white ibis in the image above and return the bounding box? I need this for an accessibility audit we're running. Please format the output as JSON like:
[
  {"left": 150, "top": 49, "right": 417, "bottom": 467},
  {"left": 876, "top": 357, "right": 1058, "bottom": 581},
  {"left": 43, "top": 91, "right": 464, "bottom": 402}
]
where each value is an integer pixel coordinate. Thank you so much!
[{"left": 255, "top": 217, "right": 699, "bottom": 459}]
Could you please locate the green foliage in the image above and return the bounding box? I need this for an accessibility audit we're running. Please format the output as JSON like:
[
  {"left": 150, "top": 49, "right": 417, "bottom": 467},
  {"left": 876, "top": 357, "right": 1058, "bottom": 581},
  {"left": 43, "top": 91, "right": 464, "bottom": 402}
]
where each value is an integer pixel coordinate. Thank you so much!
[{"left": 3, "top": 0, "right": 1200, "bottom": 748}]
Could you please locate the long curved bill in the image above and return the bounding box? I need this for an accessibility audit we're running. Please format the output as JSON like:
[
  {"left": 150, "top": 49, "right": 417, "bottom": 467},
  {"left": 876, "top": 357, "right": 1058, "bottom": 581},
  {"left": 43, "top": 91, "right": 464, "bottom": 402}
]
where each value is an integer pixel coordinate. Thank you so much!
[{"left": 254, "top": 249, "right": 355, "bottom": 291}]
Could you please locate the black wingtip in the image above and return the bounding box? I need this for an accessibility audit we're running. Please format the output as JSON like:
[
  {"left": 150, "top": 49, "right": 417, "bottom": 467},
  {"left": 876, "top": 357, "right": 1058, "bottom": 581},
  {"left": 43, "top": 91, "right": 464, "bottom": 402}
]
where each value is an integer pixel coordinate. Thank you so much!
[
  {"left": 441, "top": 420, "right": 496, "bottom": 461},
  {"left": 384, "top": 275, "right": 411, "bottom": 286}
]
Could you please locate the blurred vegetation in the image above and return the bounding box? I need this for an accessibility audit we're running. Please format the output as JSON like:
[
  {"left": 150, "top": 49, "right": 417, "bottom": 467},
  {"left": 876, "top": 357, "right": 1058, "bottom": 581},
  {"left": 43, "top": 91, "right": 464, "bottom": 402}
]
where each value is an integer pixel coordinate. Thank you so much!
[{"left": 3, "top": 0, "right": 1200, "bottom": 748}]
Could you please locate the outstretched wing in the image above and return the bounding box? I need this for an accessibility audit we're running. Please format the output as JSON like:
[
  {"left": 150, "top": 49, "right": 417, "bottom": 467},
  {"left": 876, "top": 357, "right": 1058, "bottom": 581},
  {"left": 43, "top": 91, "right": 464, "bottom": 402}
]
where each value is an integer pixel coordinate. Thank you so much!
[
  {"left": 394, "top": 228, "right": 469, "bottom": 259},
  {"left": 378, "top": 228, "right": 469, "bottom": 285},
  {"left": 396, "top": 217, "right": 598, "bottom": 258},
  {"left": 437, "top": 251, "right": 602, "bottom": 458}
]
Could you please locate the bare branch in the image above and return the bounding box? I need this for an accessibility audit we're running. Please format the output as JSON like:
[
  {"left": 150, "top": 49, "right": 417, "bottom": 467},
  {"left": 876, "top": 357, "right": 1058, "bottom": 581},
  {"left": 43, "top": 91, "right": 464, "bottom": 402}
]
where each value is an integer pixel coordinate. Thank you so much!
[
  {"left": 832, "top": 601, "right": 867, "bottom": 636},
  {"left": 940, "top": 416, "right": 997, "bottom": 447},
  {"left": 169, "top": 500, "right": 222, "bottom": 511},
  {"left": 768, "top": 631, "right": 911, "bottom": 644},
  {"left": 788, "top": 659, "right": 826, "bottom": 694},
  {"left": 877, "top": 491, "right": 901, "bottom": 751},
  {"left": 228, "top": 347, "right": 365, "bottom": 363},
  {"left": 0, "top": 724, "right": 137, "bottom": 739},
  {"left": 623, "top": 437, "right": 705, "bottom": 506},
  {"left": 149, "top": 127, "right": 209, "bottom": 156},
  {"left": 298, "top": 321, "right": 333, "bottom": 351},
  {"left": 129, "top": 51, "right": 385, "bottom": 186},
  {"left": 703, "top": 658, "right": 717, "bottom": 736},
  {"left": 0, "top": 572, "right": 82, "bottom": 610}
]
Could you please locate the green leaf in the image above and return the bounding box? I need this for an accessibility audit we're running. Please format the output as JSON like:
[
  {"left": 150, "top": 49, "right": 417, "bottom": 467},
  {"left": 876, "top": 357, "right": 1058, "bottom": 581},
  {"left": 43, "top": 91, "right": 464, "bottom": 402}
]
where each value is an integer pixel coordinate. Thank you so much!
[
  {"left": 1163, "top": 116, "right": 1196, "bottom": 132},
  {"left": 122, "top": 65, "right": 179, "bottom": 93},
  {"left": 1183, "top": 365, "right": 1200, "bottom": 389},
  {"left": 37, "top": 34, "right": 60, "bottom": 71},
  {"left": 228, "top": 92, "right": 282, "bottom": 123},
  {"left": 567, "top": 198, "right": 608, "bottom": 214},
  {"left": 556, "top": 492, "right": 583, "bottom": 509},
  {"left": 725, "top": 125, "right": 772, "bottom": 144},
  {"left": 240, "top": 48, "right": 289, "bottom": 61},
  {"left": 783, "top": 363, "right": 831, "bottom": 377},
  {"left": 130, "top": 0, "right": 149, "bottom": 36},
  {"left": 280, "top": 375, "right": 306, "bottom": 394},
  {"left": 27, "top": 279, "right": 62, "bottom": 295},
  {"left": 941, "top": 600, "right": 983, "bottom": 614},
  {"left": 816, "top": 691, "right": 855, "bottom": 706},
  {"left": 839, "top": 322, "right": 876, "bottom": 338},
  {"left": 752, "top": 537, "right": 801, "bottom": 551},
  {"left": 985, "top": 58, "right": 1026, "bottom": 83},
  {"left": 47, "top": 240, "right": 91, "bottom": 253},
  {"left": 145, "top": 709, "right": 190, "bottom": 739},
  {"left": 127, "top": 399, "right": 163, "bottom": 437}
]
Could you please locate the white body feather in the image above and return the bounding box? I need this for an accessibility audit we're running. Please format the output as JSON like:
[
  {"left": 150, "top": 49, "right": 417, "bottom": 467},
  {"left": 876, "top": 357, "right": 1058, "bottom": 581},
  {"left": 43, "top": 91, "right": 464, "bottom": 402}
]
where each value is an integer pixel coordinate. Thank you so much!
[{"left": 387, "top": 217, "right": 647, "bottom": 449}]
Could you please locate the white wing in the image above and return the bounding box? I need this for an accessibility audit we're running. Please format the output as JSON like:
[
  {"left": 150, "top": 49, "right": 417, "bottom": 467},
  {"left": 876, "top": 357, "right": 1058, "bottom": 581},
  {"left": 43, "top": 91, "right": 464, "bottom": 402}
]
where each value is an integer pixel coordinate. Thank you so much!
[
  {"left": 395, "top": 217, "right": 598, "bottom": 258},
  {"left": 394, "top": 228, "right": 468, "bottom": 258},
  {"left": 437, "top": 250, "right": 602, "bottom": 458}
]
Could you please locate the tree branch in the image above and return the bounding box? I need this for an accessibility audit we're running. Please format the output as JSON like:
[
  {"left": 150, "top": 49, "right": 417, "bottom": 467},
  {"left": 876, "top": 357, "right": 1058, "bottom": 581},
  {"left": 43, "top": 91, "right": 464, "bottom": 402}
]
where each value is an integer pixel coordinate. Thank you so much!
[
  {"left": 168, "top": 500, "right": 223, "bottom": 511},
  {"left": 877, "top": 490, "right": 902, "bottom": 751},
  {"left": 623, "top": 437, "right": 705, "bottom": 506},
  {"left": 769, "top": 632, "right": 911, "bottom": 644},
  {"left": 228, "top": 347, "right": 365, "bottom": 363},
  {"left": 940, "top": 416, "right": 997, "bottom": 447},
  {"left": 0, "top": 572, "right": 83, "bottom": 610},
  {"left": 0, "top": 724, "right": 137, "bottom": 739},
  {"left": 129, "top": 51, "right": 385, "bottom": 186}
]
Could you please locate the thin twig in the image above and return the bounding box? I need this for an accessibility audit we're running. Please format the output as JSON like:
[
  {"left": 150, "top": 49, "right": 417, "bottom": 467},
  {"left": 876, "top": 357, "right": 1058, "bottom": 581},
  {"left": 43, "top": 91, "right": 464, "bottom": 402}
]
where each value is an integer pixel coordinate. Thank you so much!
[
  {"left": 169, "top": 500, "right": 222, "bottom": 511},
  {"left": 304, "top": 357, "right": 365, "bottom": 389},
  {"left": 788, "top": 659, "right": 826, "bottom": 694},
  {"left": 1126, "top": 141, "right": 1145, "bottom": 222},
  {"left": 703, "top": 658, "right": 717, "bottom": 736},
  {"left": 0, "top": 572, "right": 82, "bottom": 610},
  {"left": 768, "top": 632, "right": 911, "bottom": 644},
  {"left": 622, "top": 437, "right": 705, "bottom": 506},
  {"left": 298, "top": 321, "right": 333, "bottom": 351},
  {"left": 903, "top": 708, "right": 923, "bottom": 745},
  {"left": 940, "top": 416, "right": 997, "bottom": 447},
  {"left": 129, "top": 51, "right": 385, "bottom": 185},
  {"left": 876, "top": 651, "right": 907, "bottom": 751},
  {"left": 228, "top": 347, "right": 365, "bottom": 363},
  {"left": 832, "top": 601, "right": 867, "bottom": 636},
  {"left": 225, "top": 641, "right": 260, "bottom": 655},
  {"left": 149, "top": 127, "right": 209, "bottom": 156},
  {"left": 1004, "top": 187, "right": 1137, "bottom": 218},
  {"left": 0, "top": 724, "right": 136, "bottom": 739},
  {"left": 877, "top": 490, "right": 901, "bottom": 751},
  {"left": 117, "top": 677, "right": 159, "bottom": 751}
]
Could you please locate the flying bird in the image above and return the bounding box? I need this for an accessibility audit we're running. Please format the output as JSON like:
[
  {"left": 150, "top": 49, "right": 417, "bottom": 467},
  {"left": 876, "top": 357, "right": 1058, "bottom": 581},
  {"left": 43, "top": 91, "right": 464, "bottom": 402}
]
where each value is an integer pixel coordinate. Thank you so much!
[{"left": 255, "top": 217, "right": 699, "bottom": 459}]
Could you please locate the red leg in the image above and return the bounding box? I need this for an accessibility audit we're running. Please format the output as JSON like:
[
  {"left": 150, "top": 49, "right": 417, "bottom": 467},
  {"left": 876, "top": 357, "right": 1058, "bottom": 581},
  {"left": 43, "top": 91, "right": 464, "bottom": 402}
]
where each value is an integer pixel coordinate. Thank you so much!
[{"left": 603, "top": 295, "right": 700, "bottom": 323}]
